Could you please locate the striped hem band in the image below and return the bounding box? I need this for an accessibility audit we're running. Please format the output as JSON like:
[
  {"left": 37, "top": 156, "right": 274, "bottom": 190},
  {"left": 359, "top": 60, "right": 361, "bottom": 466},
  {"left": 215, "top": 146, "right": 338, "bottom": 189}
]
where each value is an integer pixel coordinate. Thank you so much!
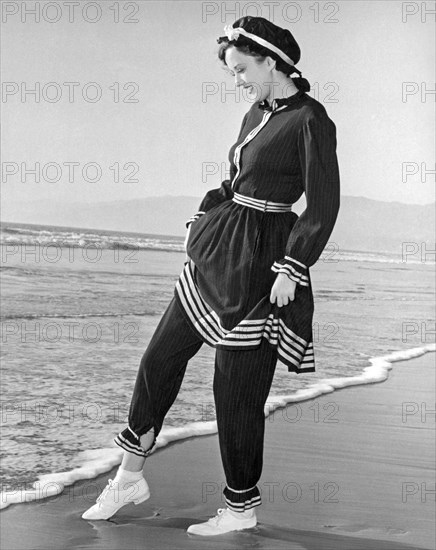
[{"left": 175, "top": 261, "right": 315, "bottom": 374}]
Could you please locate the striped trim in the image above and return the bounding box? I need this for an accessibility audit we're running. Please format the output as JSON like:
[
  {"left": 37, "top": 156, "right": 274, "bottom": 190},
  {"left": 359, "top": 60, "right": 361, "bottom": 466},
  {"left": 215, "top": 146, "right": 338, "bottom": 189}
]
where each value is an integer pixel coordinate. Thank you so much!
[
  {"left": 175, "top": 261, "right": 315, "bottom": 373},
  {"left": 114, "top": 427, "right": 157, "bottom": 458},
  {"left": 231, "top": 110, "right": 273, "bottom": 189},
  {"left": 114, "top": 434, "right": 150, "bottom": 458},
  {"left": 271, "top": 256, "right": 310, "bottom": 287},
  {"left": 175, "top": 260, "right": 229, "bottom": 346},
  {"left": 232, "top": 192, "right": 293, "bottom": 212},
  {"left": 225, "top": 26, "right": 295, "bottom": 67},
  {"left": 186, "top": 211, "right": 206, "bottom": 228},
  {"left": 223, "top": 484, "right": 262, "bottom": 512},
  {"left": 231, "top": 104, "right": 290, "bottom": 190},
  {"left": 225, "top": 495, "right": 262, "bottom": 512},
  {"left": 285, "top": 255, "right": 307, "bottom": 269},
  {"left": 128, "top": 426, "right": 139, "bottom": 439}
]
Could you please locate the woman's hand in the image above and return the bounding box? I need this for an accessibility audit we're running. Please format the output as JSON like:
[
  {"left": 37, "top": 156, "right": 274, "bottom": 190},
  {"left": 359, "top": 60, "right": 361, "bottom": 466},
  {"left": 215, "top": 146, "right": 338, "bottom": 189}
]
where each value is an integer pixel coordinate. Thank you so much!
[
  {"left": 270, "top": 273, "right": 297, "bottom": 307},
  {"left": 184, "top": 225, "right": 191, "bottom": 263}
]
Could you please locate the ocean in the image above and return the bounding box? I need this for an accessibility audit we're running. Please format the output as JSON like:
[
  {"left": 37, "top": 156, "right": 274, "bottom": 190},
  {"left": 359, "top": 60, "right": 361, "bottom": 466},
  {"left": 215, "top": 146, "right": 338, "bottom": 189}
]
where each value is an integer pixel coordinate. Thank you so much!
[{"left": 1, "top": 221, "right": 435, "bottom": 508}]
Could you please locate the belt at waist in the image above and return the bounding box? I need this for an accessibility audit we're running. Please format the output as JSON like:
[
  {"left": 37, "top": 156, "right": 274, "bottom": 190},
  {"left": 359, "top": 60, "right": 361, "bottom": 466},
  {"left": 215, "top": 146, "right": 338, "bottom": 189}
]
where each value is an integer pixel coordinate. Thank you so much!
[{"left": 232, "top": 192, "right": 293, "bottom": 212}]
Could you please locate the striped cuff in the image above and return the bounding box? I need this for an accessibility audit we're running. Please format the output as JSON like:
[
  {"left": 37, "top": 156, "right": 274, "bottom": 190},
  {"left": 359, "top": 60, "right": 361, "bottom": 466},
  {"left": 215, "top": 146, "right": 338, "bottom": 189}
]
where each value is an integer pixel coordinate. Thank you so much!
[
  {"left": 114, "top": 426, "right": 157, "bottom": 458},
  {"left": 185, "top": 211, "right": 206, "bottom": 229},
  {"left": 271, "top": 256, "right": 309, "bottom": 287},
  {"left": 223, "top": 485, "right": 262, "bottom": 512}
]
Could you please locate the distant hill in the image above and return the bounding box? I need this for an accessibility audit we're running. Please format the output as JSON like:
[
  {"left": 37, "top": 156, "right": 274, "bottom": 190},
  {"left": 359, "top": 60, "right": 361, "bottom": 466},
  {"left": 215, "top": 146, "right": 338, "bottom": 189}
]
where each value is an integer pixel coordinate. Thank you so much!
[{"left": 2, "top": 195, "right": 434, "bottom": 255}]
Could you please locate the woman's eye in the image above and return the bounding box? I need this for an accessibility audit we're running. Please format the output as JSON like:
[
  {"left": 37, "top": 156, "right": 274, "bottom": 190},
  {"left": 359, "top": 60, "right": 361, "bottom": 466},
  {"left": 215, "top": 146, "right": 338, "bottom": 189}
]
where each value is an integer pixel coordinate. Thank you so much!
[{"left": 226, "top": 68, "right": 244, "bottom": 78}]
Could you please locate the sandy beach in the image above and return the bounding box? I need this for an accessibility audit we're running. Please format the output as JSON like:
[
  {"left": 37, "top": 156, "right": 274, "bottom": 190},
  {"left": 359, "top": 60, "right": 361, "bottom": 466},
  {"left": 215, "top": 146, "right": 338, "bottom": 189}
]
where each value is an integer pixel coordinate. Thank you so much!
[{"left": 2, "top": 351, "right": 434, "bottom": 550}]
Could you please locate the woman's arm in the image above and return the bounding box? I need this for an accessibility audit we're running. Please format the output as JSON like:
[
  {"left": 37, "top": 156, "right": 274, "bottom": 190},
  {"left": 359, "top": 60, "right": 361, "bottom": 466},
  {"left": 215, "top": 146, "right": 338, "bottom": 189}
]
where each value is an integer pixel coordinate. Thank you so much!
[
  {"left": 271, "top": 110, "right": 341, "bottom": 288},
  {"left": 185, "top": 179, "right": 234, "bottom": 228}
]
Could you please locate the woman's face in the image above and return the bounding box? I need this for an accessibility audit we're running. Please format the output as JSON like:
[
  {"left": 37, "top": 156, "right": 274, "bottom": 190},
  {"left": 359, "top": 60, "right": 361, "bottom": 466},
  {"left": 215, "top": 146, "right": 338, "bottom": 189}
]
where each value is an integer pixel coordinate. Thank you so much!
[{"left": 224, "top": 46, "right": 274, "bottom": 103}]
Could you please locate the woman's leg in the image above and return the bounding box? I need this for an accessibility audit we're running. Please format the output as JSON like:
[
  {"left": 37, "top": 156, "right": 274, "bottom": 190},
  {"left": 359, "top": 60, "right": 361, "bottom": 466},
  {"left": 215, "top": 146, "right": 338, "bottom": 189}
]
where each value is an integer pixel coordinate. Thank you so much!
[
  {"left": 213, "top": 338, "right": 278, "bottom": 512},
  {"left": 186, "top": 338, "right": 278, "bottom": 535},
  {"left": 82, "top": 294, "right": 204, "bottom": 520},
  {"left": 114, "top": 294, "right": 204, "bottom": 459},
  {"left": 120, "top": 429, "right": 155, "bottom": 472}
]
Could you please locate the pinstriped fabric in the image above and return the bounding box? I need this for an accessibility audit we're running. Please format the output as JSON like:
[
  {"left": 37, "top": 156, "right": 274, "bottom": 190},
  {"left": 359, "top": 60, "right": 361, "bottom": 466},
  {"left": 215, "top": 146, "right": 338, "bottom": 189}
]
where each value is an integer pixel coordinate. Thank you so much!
[
  {"left": 214, "top": 336, "right": 279, "bottom": 511},
  {"left": 114, "top": 296, "right": 204, "bottom": 459},
  {"left": 231, "top": 110, "right": 273, "bottom": 190}
]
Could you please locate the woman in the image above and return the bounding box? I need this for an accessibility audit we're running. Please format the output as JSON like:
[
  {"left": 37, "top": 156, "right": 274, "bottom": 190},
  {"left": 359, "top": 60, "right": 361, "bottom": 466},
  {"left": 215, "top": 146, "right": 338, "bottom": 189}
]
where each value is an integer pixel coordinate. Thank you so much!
[{"left": 82, "top": 16, "right": 340, "bottom": 536}]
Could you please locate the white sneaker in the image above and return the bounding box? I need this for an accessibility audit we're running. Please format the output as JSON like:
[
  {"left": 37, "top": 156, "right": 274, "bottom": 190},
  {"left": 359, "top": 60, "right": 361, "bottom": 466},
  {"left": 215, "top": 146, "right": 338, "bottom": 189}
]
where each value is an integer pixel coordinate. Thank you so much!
[
  {"left": 81, "top": 477, "right": 150, "bottom": 520},
  {"left": 186, "top": 508, "right": 257, "bottom": 536}
]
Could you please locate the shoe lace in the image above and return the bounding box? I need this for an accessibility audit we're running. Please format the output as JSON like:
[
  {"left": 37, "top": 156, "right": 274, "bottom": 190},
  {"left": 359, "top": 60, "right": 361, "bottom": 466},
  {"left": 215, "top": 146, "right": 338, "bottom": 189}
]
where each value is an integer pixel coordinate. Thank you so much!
[
  {"left": 96, "top": 479, "right": 116, "bottom": 504},
  {"left": 208, "top": 508, "right": 226, "bottom": 526}
]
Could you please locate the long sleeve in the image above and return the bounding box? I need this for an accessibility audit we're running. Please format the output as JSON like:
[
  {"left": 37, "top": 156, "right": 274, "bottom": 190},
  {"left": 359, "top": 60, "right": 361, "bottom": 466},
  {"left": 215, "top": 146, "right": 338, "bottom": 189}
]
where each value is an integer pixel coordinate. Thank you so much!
[
  {"left": 185, "top": 111, "right": 249, "bottom": 229},
  {"left": 271, "top": 111, "right": 340, "bottom": 286}
]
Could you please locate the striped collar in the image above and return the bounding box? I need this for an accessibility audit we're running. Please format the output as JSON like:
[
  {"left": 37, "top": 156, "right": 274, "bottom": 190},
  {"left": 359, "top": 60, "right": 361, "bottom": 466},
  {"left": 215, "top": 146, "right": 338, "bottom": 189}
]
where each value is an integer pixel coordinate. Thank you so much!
[{"left": 258, "top": 89, "right": 306, "bottom": 112}]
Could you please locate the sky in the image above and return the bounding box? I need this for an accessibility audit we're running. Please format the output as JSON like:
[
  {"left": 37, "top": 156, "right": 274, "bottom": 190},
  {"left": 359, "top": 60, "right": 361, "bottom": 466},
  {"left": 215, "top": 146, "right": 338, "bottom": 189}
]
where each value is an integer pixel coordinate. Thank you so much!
[{"left": 1, "top": 0, "right": 435, "bottom": 211}]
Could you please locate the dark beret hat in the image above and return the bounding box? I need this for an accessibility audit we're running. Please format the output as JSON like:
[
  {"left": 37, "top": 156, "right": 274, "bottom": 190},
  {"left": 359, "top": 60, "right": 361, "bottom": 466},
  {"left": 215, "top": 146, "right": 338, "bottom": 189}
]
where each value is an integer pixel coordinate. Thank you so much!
[{"left": 230, "top": 16, "right": 301, "bottom": 65}]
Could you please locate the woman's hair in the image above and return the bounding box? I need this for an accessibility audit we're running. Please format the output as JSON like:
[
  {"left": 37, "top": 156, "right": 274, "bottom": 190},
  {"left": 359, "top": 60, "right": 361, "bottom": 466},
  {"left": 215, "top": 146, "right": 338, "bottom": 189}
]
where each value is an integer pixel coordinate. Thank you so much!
[{"left": 217, "top": 16, "right": 311, "bottom": 92}]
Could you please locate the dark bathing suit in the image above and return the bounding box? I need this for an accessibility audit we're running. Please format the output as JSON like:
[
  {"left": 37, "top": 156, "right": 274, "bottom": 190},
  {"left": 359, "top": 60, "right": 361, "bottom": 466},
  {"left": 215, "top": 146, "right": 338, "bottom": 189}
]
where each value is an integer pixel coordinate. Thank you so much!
[{"left": 175, "top": 88, "right": 341, "bottom": 374}]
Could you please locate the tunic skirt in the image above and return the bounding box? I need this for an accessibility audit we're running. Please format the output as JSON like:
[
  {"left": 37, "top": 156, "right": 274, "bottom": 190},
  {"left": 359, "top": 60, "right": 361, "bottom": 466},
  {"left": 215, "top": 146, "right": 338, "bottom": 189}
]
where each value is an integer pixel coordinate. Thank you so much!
[{"left": 175, "top": 89, "right": 340, "bottom": 374}]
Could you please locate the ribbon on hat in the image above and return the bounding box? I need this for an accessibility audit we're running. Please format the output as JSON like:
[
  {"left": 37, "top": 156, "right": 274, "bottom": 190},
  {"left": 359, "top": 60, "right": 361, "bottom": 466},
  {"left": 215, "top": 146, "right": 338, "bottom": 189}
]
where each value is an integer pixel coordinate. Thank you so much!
[{"left": 223, "top": 24, "right": 295, "bottom": 67}]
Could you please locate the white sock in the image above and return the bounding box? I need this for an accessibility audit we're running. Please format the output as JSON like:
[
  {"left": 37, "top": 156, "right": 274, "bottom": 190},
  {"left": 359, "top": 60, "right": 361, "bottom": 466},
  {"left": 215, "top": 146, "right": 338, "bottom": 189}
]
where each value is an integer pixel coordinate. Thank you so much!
[
  {"left": 114, "top": 466, "right": 144, "bottom": 483},
  {"left": 228, "top": 507, "right": 256, "bottom": 519}
]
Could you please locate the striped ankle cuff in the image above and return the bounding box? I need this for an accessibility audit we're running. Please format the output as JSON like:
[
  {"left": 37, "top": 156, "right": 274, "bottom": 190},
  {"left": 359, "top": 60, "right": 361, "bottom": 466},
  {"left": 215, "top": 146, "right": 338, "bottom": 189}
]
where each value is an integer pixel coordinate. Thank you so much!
[
  {"left": 114, "top": 427, "right": 157, "bottom": 458},
  {"left": 223, "top": 484, "right": 261, "bottom": 512}
]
